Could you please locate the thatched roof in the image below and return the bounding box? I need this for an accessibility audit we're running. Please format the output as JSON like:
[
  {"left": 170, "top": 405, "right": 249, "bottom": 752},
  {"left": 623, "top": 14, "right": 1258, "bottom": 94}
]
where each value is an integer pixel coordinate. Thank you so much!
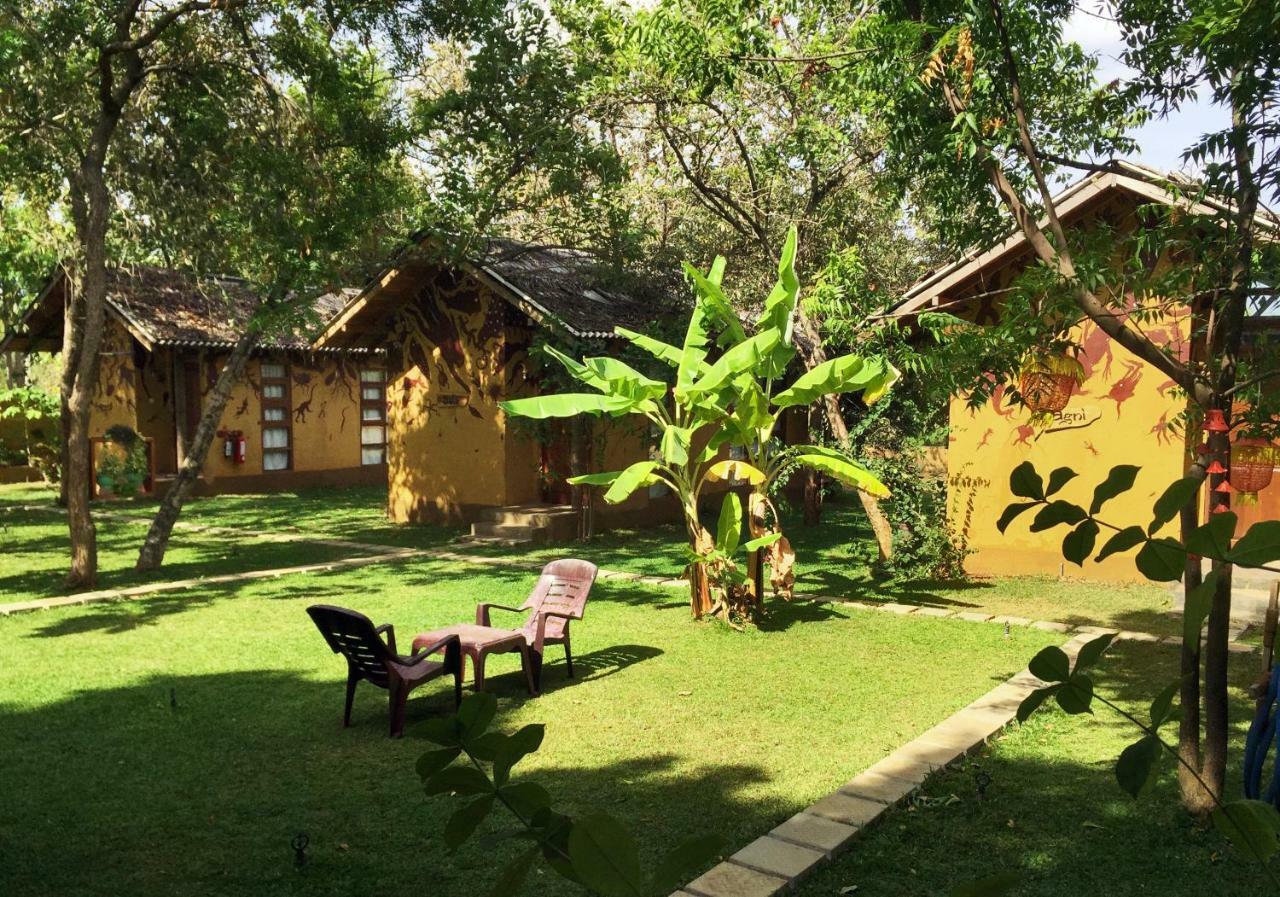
[
  {"left": 316, "top": 235, "right": 672, "bottom": 348},
  {"left": 1, "top": 265, "right": 366, "bottom": 354}
]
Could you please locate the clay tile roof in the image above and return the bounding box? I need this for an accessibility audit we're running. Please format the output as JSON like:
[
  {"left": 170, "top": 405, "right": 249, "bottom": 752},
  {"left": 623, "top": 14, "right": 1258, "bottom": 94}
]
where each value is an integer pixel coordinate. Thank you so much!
[
  {"left": 474, "top": 239, "right": 666, "bottom": 339},
  {"left": 102, "top": 266, "right": 359, "bottom": 350}
]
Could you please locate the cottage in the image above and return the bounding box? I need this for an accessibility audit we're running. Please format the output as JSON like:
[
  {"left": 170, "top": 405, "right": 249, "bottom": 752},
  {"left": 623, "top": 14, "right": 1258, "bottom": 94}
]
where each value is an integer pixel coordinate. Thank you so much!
[
  {"left": 885, "top": 161, "right": 1280, "bottom": 582},
  {"left": 314, "top": 237, "right": 685, "bottom": 534},
  {"left": 0, "top": 266, "right": 385, "bottom": 495}
]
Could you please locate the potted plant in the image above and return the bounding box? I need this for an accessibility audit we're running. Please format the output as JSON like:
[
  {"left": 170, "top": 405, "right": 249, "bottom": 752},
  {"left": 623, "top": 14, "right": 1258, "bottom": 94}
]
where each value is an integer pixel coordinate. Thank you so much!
[{"left": 98, "top": 425, "right": 149, "bottom": 498}]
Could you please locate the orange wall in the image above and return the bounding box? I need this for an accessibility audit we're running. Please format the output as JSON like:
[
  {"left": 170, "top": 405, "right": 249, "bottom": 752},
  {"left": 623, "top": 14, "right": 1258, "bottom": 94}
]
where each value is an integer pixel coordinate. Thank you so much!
[
  {"left": 135, "top": 347, "right": 178, "bottom": 474},
  {"left": 385, "top": 270, "right": 522, "bottom": 521},
  {"left": 87, "top": 317, "right": 138, "bottom": 437},
  {"left": 87, "top": 323, "right": 370, "bottom": 485},
  {"left": 199, "top": 353, "right": 368, "bottom": 481},
  {"left": 948, "top": 312, "right": 1189, "bottom": 581}
]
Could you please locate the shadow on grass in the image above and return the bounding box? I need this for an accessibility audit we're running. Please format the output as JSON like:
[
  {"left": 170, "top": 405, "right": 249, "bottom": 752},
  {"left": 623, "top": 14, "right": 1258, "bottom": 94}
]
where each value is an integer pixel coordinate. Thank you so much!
[
  {"left": 0, "top": 669, "right": 770, "bottom": 897},
  {"left": 792, "top": 639, "right": 1268, "bottom": 897}
]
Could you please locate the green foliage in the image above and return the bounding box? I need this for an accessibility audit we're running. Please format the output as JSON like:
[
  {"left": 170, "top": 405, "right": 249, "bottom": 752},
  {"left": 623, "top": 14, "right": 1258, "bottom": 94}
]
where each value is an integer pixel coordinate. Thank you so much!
[
  {"left": 417, "top": 693, "right": 722, "bottom": 896},
  {"left": 1007, "top": 462, "right": 1280, "bottom": 865},
  {"left": 0, "top": 386, "right": 57, "bottom": 422},
  {"left": 501, "top": 228, "right": 894, "bottom": 617}
]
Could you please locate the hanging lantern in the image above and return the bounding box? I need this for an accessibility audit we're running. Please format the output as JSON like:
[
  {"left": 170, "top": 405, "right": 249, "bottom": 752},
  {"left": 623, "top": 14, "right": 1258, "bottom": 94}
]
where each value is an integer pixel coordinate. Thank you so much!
[
  {"left": 1205, "top": 460, "right": 1228, "bottom": 475},
  {"left": 1203, "top": 409, "right": 1230, "bottom": 433},
  {"left": 1019, "top": 353, "right": 1084, "bottom": 415},
  {"left": 1230, "top": 437, "right": 1276, "bottom": 496}
]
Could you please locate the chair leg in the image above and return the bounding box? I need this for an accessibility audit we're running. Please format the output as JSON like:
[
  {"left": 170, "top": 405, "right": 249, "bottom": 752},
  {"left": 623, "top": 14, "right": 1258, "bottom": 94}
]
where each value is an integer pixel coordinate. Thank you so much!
[
  {"left": 389, "top": 680, "right": 408, "bottom": 738},
  {"left": 520, "top": 644, "right": 539, "bottom": 697},
  {"left": 473, "top": 652, "right": 487, "bottom": 693},
  {"left": 343, "top": 669, "right": 359, "bottom": 727},
  {"left": 528, "top": 648, "right": 544, "bottom": 693},
  {"left": 564, "top": 637, "right": 574, "bottom": 679}
]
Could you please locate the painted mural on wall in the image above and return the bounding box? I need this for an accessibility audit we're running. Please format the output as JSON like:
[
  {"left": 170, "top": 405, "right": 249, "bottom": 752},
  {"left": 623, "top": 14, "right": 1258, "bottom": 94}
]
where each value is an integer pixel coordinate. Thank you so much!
[
  {"left": 384, "top": 268, "right": 539, "bottom": 521},
  {"left": 386, "top": 269, "right": 530, "bottom": 416},
  {"left": 89, "top": 318, "right": 138, "bottom": 433},
  {"left": 947, "top": 305, "right": 1191, "bottom": 581}
]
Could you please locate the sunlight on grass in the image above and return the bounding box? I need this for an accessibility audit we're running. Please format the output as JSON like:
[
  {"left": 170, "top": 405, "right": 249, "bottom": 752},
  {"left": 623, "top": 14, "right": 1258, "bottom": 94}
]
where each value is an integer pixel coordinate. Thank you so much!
[
  {"left": 791, "top": 641, "right": 1268, "bottom": 896},
  {"left": 0, "top": 558, "right": 1056, "bottom": 896}
]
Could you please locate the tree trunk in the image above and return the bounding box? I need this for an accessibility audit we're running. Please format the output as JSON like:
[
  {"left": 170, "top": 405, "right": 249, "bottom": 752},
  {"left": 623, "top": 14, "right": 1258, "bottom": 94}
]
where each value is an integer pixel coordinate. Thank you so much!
[
  {"left": 63, "top": 166, "right": 115, "bottom": 589},
  {"left": 3, "top": 352, "right": 26, "bottom": 388},
  {"left": 687, "top": 560, "right": 712, "bottom": 618},
  {"left": 793, "top": 309, "right": 893, "bottom": 560},
  {"left": 802, "top": 406, "right": 823, "bottom": 525},
  {"left": 1176, "top": 485, "right": 1213, "bottom": 811},
  {"left": 136, "top": 330, "right": 257, "bottom": 571}
]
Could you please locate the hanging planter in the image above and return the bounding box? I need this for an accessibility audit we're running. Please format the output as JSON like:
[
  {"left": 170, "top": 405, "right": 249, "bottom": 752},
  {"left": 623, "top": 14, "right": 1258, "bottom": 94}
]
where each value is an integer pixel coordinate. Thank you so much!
[
  {"left": 1230, "top": 437, "right": 1276, "bottom": 497},
  {"left": 1019, "top": 353, "right": 1085, "bottom": 416}
]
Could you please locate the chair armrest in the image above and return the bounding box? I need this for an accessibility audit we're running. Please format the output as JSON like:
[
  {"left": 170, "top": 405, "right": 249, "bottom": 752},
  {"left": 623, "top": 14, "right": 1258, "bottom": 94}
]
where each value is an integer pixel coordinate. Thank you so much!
[
  {"left": 375, "top": 623, "right": 397, "bottom": 654},
  {"left": 404, "top": 633, "right": 461, "bottom": 666},
  {"left": 533, "top": 611, "right": 577, "bottom": 652},
  {"left": 476, "top": 602, "right": 525, "bottom": 626}
]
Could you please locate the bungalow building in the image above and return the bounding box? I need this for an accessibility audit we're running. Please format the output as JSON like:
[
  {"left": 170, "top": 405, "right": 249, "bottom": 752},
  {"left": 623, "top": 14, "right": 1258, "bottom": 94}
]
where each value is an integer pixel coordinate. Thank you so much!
[
  {"left": 3, "top": 241, "right": 702, "bottom": 536},
  {"left": 314, "top": 237, "right": 692, "bottom": 533},
  {"left": 0, "top": 266, "right": 386, "bottom": 495},
  {"left": 884, "top": 161, "right": 1279, "bottom": 582}
]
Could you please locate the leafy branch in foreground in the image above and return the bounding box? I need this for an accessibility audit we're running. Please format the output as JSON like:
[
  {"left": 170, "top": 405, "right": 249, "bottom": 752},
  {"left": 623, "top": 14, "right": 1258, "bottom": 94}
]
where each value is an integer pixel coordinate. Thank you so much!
[
  {"left": 999, "top": 461, "right": 1280, "bottom": 645},
  {"left": 417, "top": 693, "right": 721, "bottom": 896},
  {"left": 1018, "top": 633, "right": 1280, "bottom": 874},
  {"left": 1004, "top": 460, "right": 1280, "bottom": 871}
]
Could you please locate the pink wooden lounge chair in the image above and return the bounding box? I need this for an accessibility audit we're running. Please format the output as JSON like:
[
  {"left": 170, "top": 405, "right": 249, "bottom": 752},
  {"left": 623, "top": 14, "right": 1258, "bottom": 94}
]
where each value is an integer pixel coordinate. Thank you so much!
[
  {"left": 413, "top": 559, "right": 598, "bottom": 694},
  {"left": 478, "top": 558, "right": 598, "bottom": 688}
]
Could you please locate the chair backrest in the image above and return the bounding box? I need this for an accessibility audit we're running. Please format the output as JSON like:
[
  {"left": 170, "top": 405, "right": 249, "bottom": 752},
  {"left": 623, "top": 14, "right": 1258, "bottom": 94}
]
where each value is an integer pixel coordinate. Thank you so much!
[
  {"left": 520, "top": 559, "right": 598, "bottom": 641},
  {"left": 306, "top": 604, "right": 391, "bottom": 686}
]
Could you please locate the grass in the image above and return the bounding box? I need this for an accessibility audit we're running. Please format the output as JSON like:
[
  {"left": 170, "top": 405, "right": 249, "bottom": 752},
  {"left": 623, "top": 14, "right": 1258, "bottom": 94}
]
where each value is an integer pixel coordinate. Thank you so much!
[
  {"left": 470, "top": 496, "right": 1175, "bottom": 635},
  {"left": 0, "top": 557, "right": 1057, "bottom": 897},
  {"left": 0, "top": 483, "right": 1173, "bottom": 633},
  {"left": 792, "top": 639, "right": 1273, "bottom": 896},
  {"left": 0, "top": 483, "right": 461, "bottom": 602},
  {"left": 0, "top": 504, "right": 364, "bottom": 601}
]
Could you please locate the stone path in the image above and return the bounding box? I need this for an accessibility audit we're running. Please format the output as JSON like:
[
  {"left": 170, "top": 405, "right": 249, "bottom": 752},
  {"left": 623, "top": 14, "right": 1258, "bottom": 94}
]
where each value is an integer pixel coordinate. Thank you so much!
[{"left": 672, "top": 630, "right": 1102, "bottom": 897}]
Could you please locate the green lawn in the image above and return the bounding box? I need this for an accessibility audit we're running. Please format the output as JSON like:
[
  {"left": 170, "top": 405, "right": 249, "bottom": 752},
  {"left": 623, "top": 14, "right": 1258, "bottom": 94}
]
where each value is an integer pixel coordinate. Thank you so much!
[
  {"left": 0, "top": 503, "right": 364, "bottom": 601},
  {"left": 0, "top": 483, "right": 461, "bottom": 602},
  {"left": 792, "top": 639, "right": 1272, "bottom": 896},
  {"left": 0, "top": 557, "right": 1056, "bottom": 897},
  {"left": 471, "top": 496, "right": 1175, "bottom": 635},
  {"left": 0, "top": 483, "right": 1172, "bottom": 633}
]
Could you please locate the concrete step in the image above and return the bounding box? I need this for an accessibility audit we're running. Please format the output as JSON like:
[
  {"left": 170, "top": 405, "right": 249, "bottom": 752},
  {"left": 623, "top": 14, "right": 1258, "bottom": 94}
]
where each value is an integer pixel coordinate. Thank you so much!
[
  {"left": 467, "top": 522, "right": 548, "bottom": 544},
  {"left": 1170, "top": 582, "right": 1278, "bottom": 624},
  {"left": 473, "top": 504, "right": 579, "bottom": 541},
  {"left": 477, "top": 504, "right": 577, "bottom": 527}
]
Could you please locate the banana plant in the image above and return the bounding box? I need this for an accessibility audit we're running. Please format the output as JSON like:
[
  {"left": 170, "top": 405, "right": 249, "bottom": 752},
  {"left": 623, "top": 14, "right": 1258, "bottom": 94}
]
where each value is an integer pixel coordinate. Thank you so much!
[{"left": 499, "top": 227, "right": 897, "bottom": 620}]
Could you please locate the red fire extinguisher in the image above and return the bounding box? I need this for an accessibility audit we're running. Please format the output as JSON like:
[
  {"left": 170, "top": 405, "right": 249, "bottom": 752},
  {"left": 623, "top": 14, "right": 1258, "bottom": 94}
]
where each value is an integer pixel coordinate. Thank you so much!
[{"left": 218, "top": 430, "right": 247, "bottom": 464}]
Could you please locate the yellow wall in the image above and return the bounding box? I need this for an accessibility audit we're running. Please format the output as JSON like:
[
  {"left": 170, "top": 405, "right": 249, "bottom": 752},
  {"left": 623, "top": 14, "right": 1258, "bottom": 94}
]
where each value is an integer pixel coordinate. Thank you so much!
[
  {"left": 948, "top": 313, "right": 1189, "bottom": 580},
  {"left": 943, "top": 190, "right": 1195, "bottom": 581},
  {"left": 385, "top": 270, "right": 520, "bottom": 521},
  {"left": 135, "top": 347, "right": 177, "bottom": 474},
  {"left": 87, "top": 317, "right": 138, "bottom": 436},
  {"left": 199, "top": 353, "right": 368, "bottom": 481}
]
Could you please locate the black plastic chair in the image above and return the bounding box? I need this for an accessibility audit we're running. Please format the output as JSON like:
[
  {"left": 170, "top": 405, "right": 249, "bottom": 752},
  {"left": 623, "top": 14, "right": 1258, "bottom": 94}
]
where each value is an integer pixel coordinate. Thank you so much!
[{"left": 307, "top": 604, "right": 462, "bottom": 737}]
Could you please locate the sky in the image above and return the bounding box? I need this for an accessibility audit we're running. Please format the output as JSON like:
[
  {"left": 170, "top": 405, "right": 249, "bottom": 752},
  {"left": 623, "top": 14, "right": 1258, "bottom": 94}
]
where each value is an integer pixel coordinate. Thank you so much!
[{"left": 1062, "top": 4, "right": 1229, "bottom": 176}]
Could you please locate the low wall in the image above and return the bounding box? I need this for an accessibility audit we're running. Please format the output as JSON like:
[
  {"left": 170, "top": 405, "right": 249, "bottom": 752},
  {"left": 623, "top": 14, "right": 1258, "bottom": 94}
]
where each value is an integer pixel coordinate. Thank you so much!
[{"left": 0, "top": 465, "right": 42, "bottom": 485}]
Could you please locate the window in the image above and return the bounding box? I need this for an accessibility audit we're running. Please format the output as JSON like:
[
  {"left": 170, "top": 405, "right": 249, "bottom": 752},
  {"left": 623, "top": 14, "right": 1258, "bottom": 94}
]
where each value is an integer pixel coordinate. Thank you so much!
[
  {"left": 359, "top": 369, "right": 387, "bottom": 465},
  {"left": 260, "top": 362, "right": 291, "bottom": 471}
]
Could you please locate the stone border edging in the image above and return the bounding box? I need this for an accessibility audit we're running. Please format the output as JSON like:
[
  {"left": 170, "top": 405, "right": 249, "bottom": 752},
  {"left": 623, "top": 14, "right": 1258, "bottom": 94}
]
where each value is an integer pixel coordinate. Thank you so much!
[{"left": 671, "top": 630, "right": 1105, "bottom": 897}]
